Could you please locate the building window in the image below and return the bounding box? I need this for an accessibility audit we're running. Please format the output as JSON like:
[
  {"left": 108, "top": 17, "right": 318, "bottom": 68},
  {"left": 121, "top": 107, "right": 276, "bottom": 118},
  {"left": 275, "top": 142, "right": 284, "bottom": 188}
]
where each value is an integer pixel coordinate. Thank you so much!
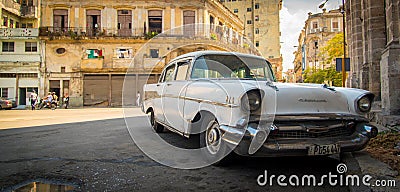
[
  {"left": 234, "top": 9, "right": 238, "bottom": 13},
  {"left": 255, "top": 3, "right": 260, "bottom": 9},
  {"left": 148, "top": 10, "right": 162, "bottom": 34},
  {"left": 313, "top": 41, "right": 319, "bottom": 50},
  {"left": 118, "top": 10, "right": 132, "bottom": 37},
  {"left": 312, "top": 21, "right": 318, "bottom": 29},
  {"left": 61, "top": 67, "right": 66, "bottom": 73},
  {"left": 247, "top": 20, "right": 252, "bottom": 24},
  {"left": 332, "top": 21, "right": 339, "bottom": 29},
  {"left": 255, "top": 15, "right": 259, "bottom": 21},
  {"left": 255, "top": 41, "right": 259, "bottom": 47},
  {"left": 3, "top": 17, "right": 7, "bottom": 27},
  {"left": 117, "top": 48, "right": 133, "bottom": 59},
  {"left": 332, "top": 21, "right": 339, "bottom": 31},
  {"left": 53, "top": 9, "right": 68, "bottom": 31},
  {"left": 86, "top": 9, "right": 101, "bottom": 37},
  {"left": 2, "top": 42, "right": 15, "bottom": 52},
  {"left": 27, "top": 23, "right": 33, "bottom": 28},
  {"left": 25, "top": 42, "right": 37, "bottom": 52},
  {"left": 255, "top": 28, "right": 260, "bottom": 34},
  {"left": 247, "top": 7, "right": 252, "bottom": 12},
  {"left": 85, "top": 49, "right": 103, "bottom": 59},
  {"left": 56, "top": 48, "right": 66, "bottom": 54},
  {"left": 150, "top": 49, "right": 159, "bottom": 58},
  {"left": 9, "top": 19, "right": 14, "bottom": 28},
  {"left": 0, "top": 88, "right": 8, "bottom": 98}
]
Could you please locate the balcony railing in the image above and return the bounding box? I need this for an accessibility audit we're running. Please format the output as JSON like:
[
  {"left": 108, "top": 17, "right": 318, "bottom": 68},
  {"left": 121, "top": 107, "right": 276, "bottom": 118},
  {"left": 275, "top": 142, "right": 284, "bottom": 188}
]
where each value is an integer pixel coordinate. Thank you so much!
[
  {"left": 39, "top": 24, "right": 259, "bottom": 55},
  {"left": 0, "top": 28, "right": 39, "bottom": 38},
  {"left": 39, "top": 26, "right": 148, "bottom": 39}
]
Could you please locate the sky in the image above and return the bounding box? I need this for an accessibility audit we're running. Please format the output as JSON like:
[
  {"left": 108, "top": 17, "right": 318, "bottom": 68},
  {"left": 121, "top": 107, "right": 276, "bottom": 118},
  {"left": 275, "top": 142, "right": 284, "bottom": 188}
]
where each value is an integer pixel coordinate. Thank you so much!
[{"left": 280, "top": 0, "right": 341, "bottom": 72}]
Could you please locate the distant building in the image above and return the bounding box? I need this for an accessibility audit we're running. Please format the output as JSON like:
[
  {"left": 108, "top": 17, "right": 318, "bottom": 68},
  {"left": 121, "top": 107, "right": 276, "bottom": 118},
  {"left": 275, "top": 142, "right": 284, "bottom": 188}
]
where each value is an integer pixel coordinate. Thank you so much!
[
  {"left": 293, "top": 29, "right": 306, "bottom": 83},
  {"left": 39, "top": 0, "right": 258, "bottom": 107},
  {"left": 293, "top": 8, "right": 344, "bottom": 79},
  {"left": 220, "top": 0, "right": 283, "bottom": 81},
  {"left": 0, "top": 0, "right": 41, "bottom": 106},
  {"left": 284, "top": 69, "right": 295, "bottom": 83}
]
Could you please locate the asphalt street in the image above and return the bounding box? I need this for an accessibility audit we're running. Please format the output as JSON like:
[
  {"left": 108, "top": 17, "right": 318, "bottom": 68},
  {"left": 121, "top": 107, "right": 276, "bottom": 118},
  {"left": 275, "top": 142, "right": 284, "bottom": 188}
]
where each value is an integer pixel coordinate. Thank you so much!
[{"left": 0, "top": 109, "right": 350, "bottom": 191}]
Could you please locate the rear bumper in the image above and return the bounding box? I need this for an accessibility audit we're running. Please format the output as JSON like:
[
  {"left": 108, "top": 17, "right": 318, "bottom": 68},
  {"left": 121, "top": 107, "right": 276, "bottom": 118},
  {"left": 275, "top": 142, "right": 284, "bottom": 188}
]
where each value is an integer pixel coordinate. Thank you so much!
[
  {"left": 220, "top": 122, "right": 378, "bottom": 157},
  {"left": 2, "top": 104, "right": 12, "bottom": 109}
]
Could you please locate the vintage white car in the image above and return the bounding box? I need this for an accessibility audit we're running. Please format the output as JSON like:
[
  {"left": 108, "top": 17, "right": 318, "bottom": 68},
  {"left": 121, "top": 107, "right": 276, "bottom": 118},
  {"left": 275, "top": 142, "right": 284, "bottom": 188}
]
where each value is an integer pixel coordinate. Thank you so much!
[{"left": 142, "top": 51, "right": 378, "bottom": 163}]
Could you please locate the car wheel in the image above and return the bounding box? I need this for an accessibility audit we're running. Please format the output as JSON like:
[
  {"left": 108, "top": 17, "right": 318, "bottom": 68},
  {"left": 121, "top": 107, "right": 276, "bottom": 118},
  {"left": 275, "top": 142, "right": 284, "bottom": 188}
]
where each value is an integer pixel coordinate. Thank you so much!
[
  {"left": 149, "top": 110, "right": 164, "bottom": 133},
  {"left": 200, "top": 116, "right": 233, "bottom": 165}
]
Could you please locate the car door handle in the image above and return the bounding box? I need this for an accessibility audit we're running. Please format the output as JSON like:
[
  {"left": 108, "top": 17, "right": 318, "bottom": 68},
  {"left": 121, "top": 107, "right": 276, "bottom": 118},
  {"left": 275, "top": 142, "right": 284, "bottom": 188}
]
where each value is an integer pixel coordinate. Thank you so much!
[
  {"left": 156, "top": 84, "right": 160, "bottom": 87},
  {"left": 166, "top": 83, "right": 172, "bottom": 86}
]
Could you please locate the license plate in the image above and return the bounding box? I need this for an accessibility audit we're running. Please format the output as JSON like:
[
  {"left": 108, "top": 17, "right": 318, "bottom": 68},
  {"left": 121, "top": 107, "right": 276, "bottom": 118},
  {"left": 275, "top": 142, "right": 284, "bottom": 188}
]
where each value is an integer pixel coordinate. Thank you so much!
[{"left": 308, "top": 144, "right": 340, "bottom": 156}]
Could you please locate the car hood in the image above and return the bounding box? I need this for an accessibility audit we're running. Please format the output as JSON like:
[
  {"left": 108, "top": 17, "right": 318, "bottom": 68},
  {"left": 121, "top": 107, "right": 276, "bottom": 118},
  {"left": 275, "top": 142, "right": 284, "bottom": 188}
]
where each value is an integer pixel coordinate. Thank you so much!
[
  {"left": 269, "top": 83, "right": 350, "bottom": 115},
  {"left": 185, "top": 80, "right": 351, "bottom": 116}
]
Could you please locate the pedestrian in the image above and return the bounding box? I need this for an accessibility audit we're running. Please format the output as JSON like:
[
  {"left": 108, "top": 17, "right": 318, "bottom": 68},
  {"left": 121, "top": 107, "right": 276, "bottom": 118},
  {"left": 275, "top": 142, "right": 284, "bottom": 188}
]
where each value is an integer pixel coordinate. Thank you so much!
[
  {"left": 64, "top": 93, "right": 69, "bottom": 109},
  {"left": 52, "top": 92, "right": 58, "bottom": 108},
  {"left": 30, "top": 90, "right": 38, "bottom": 110},
  {"left": 136, "top": 91, "right": 141, "bottom": 106}
]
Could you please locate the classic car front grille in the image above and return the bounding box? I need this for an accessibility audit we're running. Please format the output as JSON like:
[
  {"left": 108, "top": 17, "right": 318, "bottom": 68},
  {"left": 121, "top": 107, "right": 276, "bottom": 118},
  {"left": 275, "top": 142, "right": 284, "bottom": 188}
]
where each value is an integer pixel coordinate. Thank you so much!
[{"left": 270, "top": 124, "right": 356, "bottom": 139}]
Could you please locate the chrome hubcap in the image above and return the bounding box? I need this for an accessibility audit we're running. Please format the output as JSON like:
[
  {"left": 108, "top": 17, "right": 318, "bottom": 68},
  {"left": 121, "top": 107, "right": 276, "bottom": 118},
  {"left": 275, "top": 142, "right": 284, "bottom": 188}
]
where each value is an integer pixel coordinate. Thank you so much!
[{"left": 206, "top": 122, "right": 221, "bottom": 155}]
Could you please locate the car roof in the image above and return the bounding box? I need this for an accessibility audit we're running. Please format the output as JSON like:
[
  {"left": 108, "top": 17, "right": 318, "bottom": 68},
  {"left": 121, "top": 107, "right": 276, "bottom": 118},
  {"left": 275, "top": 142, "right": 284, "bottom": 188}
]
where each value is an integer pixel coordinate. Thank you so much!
[{"left": 170, "top": 51, "right": 266, "bottom": 63}]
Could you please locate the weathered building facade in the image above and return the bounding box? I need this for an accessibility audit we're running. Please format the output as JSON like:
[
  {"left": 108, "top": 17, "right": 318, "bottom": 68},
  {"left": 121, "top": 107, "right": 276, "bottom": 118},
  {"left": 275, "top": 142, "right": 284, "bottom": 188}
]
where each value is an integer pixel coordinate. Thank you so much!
[
  {"left": 346, "top": 0, "right": 400, "bottom": 126},
  {"left": 40, "top": 0, "right": 259, "bottom": 107},
  {"left": 0, "top": 0, "right": 41, "bottom": 106},
  {"left": 220, "top": 0, "right": 283, "bottom": 81},
  {"left": 294, "top": 9, "right": 344, "bottom": 74},
  {"left": 293, "top": 29, "right": 305, "bottom": 83}
]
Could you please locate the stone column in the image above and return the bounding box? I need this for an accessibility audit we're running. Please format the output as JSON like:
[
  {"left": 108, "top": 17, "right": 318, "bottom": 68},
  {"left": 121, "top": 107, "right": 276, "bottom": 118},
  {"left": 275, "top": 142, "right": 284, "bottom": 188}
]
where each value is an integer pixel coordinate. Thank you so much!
[
  {"left": 380, "top": 0, "right": 400, "bottom": 116},
  {"left": 347, "top": 0, "right": 364, "bottom": 88},
  {"left": 366, "top": 0, "right": 386, "bottom": 100}
]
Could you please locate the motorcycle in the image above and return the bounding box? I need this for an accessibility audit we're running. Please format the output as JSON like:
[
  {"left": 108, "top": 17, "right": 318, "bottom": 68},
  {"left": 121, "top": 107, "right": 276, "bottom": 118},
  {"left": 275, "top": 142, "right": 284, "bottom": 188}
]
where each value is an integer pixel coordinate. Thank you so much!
[{"left": 39, "top": 100, "right": 57, "bottom": 110}]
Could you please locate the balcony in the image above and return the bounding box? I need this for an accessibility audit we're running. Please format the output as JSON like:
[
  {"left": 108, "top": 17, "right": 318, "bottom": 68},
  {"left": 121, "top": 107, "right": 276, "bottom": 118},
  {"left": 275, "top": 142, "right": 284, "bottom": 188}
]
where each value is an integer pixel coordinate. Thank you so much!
[
  {"left": 39, "top": 24, "right": 259, "bottom": 55},
  {"left": 0, "top": 28, "right": 39, "bottom": 39},
  {"left": 39, "top": 27, "right": 148, "bottom": 40},
  {"left": 1, "top": 0, "right": 21, "bottom": 16},
  {"left": 21, "top": 6, "right": 36, "bottom": 18},
  {"left": 81, "top": 58, "right": 104, "bottom": 69}
]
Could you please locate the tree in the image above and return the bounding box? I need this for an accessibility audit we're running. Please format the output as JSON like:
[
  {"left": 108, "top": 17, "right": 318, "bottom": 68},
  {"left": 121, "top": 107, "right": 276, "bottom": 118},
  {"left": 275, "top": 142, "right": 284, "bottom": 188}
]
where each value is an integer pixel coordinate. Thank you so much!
[
  {"left": 303, "top": 33, "right": 343, "bottom": 87},
  {"left": 319, "top": 33, "right": 345, "bottom": 65}
]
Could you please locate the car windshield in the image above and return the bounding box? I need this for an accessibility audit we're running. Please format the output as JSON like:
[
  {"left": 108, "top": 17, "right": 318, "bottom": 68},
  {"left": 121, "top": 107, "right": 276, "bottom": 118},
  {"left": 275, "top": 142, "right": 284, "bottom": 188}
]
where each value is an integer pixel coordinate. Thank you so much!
[{"left": 190, "top": 54, "right": 275, "bottom": 81}]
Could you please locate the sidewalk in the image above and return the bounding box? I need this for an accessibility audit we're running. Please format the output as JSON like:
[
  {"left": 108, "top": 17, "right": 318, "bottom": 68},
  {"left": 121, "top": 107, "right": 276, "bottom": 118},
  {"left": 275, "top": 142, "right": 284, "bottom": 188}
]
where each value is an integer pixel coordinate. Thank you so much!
[
  {"left": 0, "top": 107, "right": 145, "bottom": 130},
  {"left": 343, "top": 123, "right": 400, "bottom": 192}
]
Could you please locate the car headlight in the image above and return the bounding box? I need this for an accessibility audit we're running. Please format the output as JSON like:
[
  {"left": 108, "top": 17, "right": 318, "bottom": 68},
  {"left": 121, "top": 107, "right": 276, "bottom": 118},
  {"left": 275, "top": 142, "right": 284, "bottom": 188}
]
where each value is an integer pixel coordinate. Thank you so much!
[
  {"left": 241, "top": 91, "right": 261, "bottom": 112},
  {"left": 357, "top": 95, "right": 372, "bottom": 113}
]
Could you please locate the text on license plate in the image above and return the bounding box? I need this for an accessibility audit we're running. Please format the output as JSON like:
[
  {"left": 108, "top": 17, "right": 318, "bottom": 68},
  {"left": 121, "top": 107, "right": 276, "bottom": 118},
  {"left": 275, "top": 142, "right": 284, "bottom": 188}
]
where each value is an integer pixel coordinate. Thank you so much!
[{"left": 308, "top": 144, "right": 340, "bottom": 156}]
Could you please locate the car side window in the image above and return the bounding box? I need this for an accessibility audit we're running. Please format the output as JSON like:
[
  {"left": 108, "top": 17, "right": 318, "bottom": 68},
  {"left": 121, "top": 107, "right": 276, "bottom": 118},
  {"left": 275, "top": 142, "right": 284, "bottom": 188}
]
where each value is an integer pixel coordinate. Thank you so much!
[
  {"left": 175, "top": 60, "right": 190, "bottom": 81},
  {"left": 163, "top": 64, "right": 176, "bottom": 82}
]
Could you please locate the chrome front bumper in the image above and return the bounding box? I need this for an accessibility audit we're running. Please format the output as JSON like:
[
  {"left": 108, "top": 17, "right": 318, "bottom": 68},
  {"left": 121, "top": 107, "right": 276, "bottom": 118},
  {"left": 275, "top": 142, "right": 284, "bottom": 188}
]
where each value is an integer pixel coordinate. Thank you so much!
[{"left": 220, "top": 122, "right": 378, "bottom": 157}]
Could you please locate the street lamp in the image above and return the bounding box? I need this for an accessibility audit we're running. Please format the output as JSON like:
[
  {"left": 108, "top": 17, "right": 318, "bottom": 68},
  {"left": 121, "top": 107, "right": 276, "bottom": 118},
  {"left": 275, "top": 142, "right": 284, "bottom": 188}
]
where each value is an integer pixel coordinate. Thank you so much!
[{"left": 319, "top": 0, "right": 346, "bottom": 87}]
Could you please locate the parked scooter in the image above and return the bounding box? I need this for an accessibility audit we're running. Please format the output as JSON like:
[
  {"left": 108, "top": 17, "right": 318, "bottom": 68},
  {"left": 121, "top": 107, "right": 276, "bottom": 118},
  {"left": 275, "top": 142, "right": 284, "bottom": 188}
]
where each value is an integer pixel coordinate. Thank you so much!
[{"left": 39, "top": 100, "right": 57, "bottom": 110}]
